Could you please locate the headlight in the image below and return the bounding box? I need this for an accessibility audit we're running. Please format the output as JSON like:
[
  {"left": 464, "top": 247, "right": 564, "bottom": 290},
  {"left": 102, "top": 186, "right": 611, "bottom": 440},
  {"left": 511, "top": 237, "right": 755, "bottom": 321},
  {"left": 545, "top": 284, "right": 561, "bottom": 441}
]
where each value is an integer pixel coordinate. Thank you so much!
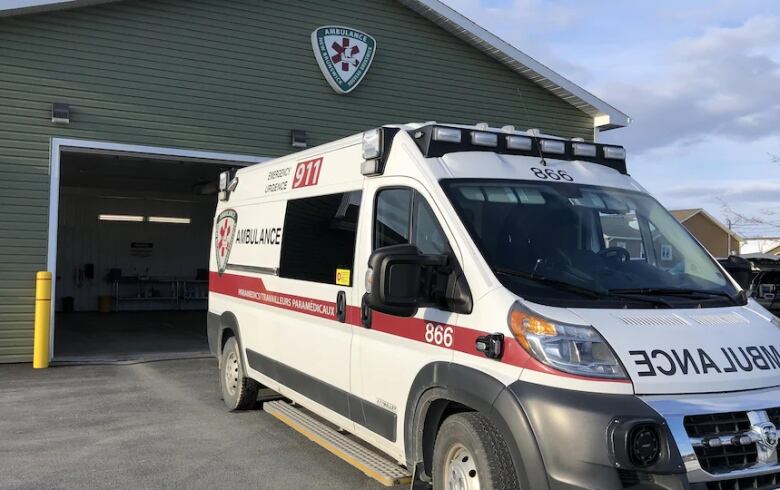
[{"left": 509, "top": 303, "right": 627, "bottom": 379}]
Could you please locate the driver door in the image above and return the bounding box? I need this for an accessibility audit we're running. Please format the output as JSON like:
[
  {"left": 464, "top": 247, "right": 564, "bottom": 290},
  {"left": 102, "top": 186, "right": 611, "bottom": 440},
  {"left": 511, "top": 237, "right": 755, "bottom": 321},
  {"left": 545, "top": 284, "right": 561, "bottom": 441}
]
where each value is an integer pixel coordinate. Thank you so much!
[{"left": 350, "top": 179, "right": 459, "bottom": 458}]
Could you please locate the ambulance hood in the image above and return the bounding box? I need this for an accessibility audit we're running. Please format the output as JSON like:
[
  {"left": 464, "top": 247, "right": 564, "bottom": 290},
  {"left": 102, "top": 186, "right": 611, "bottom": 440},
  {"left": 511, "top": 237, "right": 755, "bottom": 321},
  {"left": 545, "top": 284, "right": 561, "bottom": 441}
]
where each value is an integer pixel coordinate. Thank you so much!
[{"left": 568, "top": 303, "right": 780, "bottom": 395}]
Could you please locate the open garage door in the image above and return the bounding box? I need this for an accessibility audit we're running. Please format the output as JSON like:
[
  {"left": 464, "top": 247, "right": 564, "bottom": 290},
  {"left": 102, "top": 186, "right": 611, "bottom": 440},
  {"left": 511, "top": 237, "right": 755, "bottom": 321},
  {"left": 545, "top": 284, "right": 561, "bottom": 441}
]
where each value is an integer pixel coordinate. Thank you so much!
[{"left": 48, "top": 141, "right": 261, "bottom": 362}]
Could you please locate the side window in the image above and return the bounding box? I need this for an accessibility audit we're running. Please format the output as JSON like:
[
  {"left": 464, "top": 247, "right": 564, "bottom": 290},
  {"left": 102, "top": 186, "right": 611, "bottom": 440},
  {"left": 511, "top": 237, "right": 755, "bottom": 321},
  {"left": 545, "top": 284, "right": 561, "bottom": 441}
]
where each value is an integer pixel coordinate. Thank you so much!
[
  {"left": 375, "top": 189, "right": 412, "bottom": 249},
  {"left": 279, "top": 191, "right": 361, "bottom": 285},
  {"left": 374, "top": 188, "right": 449, "bottom": 254},
  {"left": 412, "top": 194, "right": 448, "bottom": 254}
]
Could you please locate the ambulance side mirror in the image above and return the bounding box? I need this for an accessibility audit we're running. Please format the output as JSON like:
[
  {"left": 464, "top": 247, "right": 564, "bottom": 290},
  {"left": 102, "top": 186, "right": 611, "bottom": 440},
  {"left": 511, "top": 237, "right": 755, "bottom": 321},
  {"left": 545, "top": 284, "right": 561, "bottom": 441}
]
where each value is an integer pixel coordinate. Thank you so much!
[
  {"left": 718, "top": 255, "right": 752, "bottom": 292},
  {"left": 364, "top": 244, "right": 447, "bottom": 317}
]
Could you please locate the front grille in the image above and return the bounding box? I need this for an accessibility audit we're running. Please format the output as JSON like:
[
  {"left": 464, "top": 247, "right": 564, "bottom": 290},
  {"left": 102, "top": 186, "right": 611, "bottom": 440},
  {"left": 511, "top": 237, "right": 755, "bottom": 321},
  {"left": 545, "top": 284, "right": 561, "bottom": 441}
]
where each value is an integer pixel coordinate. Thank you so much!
[
  {"left": 704, "top": 472, "right": 780, "bottom": 490},
  {"left": 684, "top": 412, "right": 757, "bottom": 473},
  {"left": 768, "top": 408, "right": 780, "bottom": 428},
  {"left": 685, "top": 412, "right": 752, "bottom": 437}
]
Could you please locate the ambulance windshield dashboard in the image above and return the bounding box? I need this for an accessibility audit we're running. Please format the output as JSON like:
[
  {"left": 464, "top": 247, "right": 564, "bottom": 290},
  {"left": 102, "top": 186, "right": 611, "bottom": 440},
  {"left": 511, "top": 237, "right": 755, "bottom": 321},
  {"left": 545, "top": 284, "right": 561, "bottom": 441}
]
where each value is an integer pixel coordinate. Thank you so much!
[{"left": 443, "top": 179, "right": 743, "bottom": 309}]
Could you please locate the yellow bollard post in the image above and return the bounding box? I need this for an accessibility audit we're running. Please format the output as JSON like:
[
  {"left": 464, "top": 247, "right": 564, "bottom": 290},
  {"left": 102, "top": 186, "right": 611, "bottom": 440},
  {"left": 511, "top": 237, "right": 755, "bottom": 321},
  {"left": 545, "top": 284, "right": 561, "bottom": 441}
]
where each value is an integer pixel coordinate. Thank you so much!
[{"left": 33, "top": 271, "right": 52, "bottom": 369}]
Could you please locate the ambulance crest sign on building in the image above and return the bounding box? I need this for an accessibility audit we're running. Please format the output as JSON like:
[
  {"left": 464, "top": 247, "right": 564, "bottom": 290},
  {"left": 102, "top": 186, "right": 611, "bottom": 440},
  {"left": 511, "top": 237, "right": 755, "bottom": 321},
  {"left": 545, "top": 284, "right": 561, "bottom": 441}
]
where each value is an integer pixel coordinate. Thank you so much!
[{"left": 311, "top": 26, "right": 377, "bottom": 94}]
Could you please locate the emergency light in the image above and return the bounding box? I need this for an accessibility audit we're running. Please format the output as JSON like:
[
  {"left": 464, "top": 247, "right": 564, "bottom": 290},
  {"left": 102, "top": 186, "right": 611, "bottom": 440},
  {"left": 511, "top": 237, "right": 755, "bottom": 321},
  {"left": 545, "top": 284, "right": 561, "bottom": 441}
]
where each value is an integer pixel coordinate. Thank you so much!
[
  {"left": 603, "top": 146, "right": 627, "bottom": 160},
  {"left": 362, "top": 128, "right": 382, "bottom": 160},
  {"left": 218, "top": 170, "right": 239, "bottom": 201},
  {"left": 432, "top": 127, "right": 462, "bottom": 144},
  {"left": 572, "top": 142, "right": 597, "bottom": 157},
  {"left": 470, "top": 131, "right": 498, "bottom": 147},
  {"left": 540, "top": 139, "right": 565, "bottom": 155},
  {"left": 506, "top": 135, "right": 532, "bottom": 151},
  {"left": 361, "top": 127, "right": 401, "bottom": 177}
]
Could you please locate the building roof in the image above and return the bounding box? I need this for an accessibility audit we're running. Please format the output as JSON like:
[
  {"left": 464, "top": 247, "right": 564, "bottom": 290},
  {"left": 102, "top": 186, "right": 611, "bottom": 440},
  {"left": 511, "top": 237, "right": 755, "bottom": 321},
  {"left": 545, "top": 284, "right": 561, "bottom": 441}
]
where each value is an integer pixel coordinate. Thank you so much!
[
  {"left": 670, "top": 209, "right": 699, "bottom": 222},
  {"left": 670, "top": 208, "right": 744, "bottom": 242},
  {"left": 742, "top": 238, "right": 780, "bottom": 255},
  {"left": 0, "top": 0, "right": 631, "bottom": 132}
]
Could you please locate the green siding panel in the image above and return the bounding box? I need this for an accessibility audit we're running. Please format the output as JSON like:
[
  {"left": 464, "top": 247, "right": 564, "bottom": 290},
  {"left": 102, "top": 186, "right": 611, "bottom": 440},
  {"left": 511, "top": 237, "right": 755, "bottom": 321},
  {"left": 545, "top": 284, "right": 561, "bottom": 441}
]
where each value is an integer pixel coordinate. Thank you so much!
[{"left": 0, "top": 0, "right": 594, "bottom": 362}]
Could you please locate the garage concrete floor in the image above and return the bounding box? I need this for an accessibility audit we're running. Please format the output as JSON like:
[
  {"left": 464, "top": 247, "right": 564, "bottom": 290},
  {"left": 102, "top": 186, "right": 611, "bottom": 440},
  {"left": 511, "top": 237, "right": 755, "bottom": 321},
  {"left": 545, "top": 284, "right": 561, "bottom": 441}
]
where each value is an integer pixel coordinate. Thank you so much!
[
  {"left": 53, "top": 311, "right": 210, "bottom": 363},
  {"left": 0, "top": 358, "right": 393, "bottom": 490}
]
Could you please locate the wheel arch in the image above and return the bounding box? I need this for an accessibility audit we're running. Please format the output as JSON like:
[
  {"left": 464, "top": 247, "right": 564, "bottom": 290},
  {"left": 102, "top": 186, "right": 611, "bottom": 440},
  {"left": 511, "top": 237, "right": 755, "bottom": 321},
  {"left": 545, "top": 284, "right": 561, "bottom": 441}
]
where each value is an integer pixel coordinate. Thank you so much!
[
  {"left": 208, "top": 310, "right": 246, "bottom": 367},
  {"left": 404, "top": 362, "right": 549, "bottom": 489}
]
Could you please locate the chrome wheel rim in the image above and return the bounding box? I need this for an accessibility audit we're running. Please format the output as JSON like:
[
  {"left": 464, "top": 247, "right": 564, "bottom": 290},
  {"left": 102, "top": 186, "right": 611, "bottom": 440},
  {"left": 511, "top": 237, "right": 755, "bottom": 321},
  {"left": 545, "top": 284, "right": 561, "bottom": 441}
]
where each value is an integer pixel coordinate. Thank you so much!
[
  {"left": 224, "top": 350, "right": 240, "bottom": 397},
  {"left": 444, "top": 443, "right": 480, "bottom": 490}
]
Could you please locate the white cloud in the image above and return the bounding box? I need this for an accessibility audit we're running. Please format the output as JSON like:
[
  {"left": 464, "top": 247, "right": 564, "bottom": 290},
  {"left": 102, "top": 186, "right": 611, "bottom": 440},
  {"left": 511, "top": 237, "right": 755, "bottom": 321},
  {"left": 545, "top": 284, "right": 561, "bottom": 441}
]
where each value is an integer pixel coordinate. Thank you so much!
[
  {"left": 662, "top": 181, "right": 780, "bottom": 204},
  {"left": 674, "top": 17, "right": 780, "bottom": 57},
  {"left": 599, "top": 16, "right": 780, "bottom": 152}
]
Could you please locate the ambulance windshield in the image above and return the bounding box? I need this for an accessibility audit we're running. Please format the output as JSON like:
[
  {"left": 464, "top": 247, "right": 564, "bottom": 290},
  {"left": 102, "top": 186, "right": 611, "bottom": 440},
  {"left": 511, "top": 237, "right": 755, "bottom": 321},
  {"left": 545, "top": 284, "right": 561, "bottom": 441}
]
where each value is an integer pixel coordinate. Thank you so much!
[{"left": 443, "top": 180, "right": 742, "bottom": 308}]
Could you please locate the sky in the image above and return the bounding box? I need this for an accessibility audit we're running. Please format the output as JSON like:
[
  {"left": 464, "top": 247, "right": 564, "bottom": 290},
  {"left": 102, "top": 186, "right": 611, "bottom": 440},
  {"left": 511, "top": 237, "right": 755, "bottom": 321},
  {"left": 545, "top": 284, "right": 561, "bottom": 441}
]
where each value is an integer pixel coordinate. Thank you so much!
[{"left": 441, "top": 0, "right": 780, "bottom": 239}]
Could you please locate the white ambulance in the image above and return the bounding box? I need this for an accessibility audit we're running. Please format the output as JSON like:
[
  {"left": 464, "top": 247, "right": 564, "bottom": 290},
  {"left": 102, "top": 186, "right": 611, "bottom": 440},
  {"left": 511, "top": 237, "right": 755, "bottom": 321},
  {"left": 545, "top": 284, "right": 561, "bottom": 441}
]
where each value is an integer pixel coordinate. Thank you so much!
[{"left": 208, "top": 123, "right": 780, "bottom": 490}]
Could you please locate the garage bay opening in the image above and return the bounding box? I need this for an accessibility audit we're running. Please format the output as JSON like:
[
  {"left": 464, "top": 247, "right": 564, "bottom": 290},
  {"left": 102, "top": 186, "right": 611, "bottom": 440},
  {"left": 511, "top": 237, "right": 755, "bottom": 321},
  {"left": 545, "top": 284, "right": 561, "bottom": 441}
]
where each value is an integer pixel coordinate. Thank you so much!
[{"left": 52, "top": 147, "right": 247, "bottom": 362}]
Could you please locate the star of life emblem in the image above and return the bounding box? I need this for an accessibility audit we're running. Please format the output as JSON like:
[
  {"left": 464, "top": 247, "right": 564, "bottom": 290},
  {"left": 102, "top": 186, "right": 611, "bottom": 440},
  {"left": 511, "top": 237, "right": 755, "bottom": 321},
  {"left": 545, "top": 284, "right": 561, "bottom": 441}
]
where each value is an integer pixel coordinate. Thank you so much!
[
  {"left": 311, "top": 26, "right": 377, "bottom": 94},
  {"left": 215, "top": 209, "right": 237, "bottom": 276}
]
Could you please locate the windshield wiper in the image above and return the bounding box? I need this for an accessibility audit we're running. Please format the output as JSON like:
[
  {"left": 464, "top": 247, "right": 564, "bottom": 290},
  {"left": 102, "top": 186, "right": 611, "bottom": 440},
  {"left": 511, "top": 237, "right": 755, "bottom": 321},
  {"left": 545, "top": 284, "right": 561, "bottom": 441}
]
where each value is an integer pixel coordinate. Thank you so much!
[
  {"left": 608, "top": 288, "right": 739, "bottom": 306},
  {"left": 494, "top": 268, "right": 673, "bottom": 307},
  {"left": 493, "top": 268, "right": 602, "bottom": 298}
]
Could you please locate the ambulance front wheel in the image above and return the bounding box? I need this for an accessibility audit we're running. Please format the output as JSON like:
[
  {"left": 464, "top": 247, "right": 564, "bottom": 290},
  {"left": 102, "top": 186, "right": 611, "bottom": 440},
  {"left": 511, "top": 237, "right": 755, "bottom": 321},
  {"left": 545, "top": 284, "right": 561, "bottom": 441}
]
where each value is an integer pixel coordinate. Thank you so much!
[
  {"left": 220, "top": 336, "right": 259, "bottom": 410},
  {"left": 432, "top": 412, "right": 520, "bottom": 490}
]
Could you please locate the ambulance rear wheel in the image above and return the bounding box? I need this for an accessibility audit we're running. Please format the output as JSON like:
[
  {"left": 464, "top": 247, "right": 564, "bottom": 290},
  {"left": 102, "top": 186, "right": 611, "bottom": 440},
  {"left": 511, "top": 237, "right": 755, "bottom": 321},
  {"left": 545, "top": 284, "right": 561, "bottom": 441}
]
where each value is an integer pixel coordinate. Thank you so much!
[
  {"left": 220, "top": 336, "right": 259, "bottom": 410},
  {"left": 432, "top": 412, "right": 519, "bottom": 490}
]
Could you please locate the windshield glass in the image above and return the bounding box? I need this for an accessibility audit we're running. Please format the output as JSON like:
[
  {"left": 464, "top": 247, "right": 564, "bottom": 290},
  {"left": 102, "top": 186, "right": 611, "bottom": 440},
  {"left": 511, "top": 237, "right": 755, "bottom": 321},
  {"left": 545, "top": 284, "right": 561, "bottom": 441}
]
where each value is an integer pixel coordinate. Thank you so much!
[{"left": 443, "top": 179, "right": 740, "bottom": 308}]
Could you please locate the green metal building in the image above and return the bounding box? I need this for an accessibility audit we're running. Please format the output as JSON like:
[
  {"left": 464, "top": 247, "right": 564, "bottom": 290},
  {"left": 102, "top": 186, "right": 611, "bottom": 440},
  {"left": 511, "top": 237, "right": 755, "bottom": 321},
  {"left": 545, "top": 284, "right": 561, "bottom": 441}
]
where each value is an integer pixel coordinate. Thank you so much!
[{"left": 0, "top": 0, "right": 628, "bottom": 363}]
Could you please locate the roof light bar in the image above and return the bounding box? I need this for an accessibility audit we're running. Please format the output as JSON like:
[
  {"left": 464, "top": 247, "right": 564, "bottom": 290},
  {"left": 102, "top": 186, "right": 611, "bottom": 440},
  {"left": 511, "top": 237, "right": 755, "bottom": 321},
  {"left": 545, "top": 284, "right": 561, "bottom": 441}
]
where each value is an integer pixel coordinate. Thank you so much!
[
  {"left": 98, "top": 214, "right": 144, "bottom": 222},
  {"left": 406, "top": 124, "right": 628, "bottom": 175},
  {"left": 432, "top": 127, "right": 462, "bottom": 143},
  {"left": 471, "top": 131, "right": 498, "bottom": 147},
  {"left": 604, "top": 146, "right": 627, "bottom": 160},
  {"left": 540, "top": 139, "right": 565, "bottom": 154},
  {"left": 506, "top": 135, "right": 532, "bottom": 151},
  {"left": 573, "top": 142, "right": 597, "bottom": 157}
]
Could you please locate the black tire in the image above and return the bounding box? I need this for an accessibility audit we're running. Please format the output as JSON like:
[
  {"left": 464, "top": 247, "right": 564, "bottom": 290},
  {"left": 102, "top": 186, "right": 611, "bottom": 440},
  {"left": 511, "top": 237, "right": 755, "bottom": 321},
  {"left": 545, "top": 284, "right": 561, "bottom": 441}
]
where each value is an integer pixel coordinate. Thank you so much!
[
  {"left": 220, "top": 336, "right": 259, "bottom": 410},
  {"left": 432, "top": 412, "right": 520, "bottom": 490}
]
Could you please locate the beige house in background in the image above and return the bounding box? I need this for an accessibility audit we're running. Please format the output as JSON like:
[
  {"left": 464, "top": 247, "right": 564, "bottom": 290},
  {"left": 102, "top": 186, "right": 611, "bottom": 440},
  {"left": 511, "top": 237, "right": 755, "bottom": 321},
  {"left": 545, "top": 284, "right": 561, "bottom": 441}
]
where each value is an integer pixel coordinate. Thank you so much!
[{"left": 671, "top": 209, "right": 743, "bottom": 257}]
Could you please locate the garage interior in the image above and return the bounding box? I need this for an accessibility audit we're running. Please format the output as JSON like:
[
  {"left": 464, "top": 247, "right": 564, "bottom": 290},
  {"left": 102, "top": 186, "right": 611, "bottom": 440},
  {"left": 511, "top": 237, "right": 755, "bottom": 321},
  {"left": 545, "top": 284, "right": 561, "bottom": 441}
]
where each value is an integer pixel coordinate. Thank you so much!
[{"left": 53, "top": 150, "right": 234, "bottom": 362}]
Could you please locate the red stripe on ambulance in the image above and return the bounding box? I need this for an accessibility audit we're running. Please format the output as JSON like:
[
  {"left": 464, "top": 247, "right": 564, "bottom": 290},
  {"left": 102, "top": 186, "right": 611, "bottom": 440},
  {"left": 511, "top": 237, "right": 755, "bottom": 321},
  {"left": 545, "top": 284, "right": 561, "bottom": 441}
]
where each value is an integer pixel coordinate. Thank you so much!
[{"left": 210, "top": 271, "right": 630, "bottom": 384}]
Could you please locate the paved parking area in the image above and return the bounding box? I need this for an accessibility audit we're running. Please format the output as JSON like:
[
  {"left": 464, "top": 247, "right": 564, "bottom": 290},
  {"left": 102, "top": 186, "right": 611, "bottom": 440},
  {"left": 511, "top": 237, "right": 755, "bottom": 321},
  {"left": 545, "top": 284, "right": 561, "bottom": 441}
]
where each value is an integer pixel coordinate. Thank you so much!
[{"left": 0, "top": 358, "right": 392, "bottom": 490}]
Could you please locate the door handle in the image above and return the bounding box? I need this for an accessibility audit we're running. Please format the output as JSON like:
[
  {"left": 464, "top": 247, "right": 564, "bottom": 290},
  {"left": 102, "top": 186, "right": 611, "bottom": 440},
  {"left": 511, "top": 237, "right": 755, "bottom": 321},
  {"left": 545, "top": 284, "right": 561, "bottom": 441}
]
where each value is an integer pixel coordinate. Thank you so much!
[
  {"left": 336, "top": 290, "right": 347, "bottom": 323},
  {"left": 361, "top": 294, "right": 372, "bottom": 329}
]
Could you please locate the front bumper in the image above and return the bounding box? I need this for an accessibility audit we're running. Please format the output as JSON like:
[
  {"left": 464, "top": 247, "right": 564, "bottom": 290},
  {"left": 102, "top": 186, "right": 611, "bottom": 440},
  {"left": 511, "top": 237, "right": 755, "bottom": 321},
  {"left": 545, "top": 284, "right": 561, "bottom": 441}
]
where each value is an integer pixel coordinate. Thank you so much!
[
  {"left": 505, "top": 381, "right": 780, "bottom": 490},
  {"left": 507, "top": 381, "right": 687, "bottom": 490}
]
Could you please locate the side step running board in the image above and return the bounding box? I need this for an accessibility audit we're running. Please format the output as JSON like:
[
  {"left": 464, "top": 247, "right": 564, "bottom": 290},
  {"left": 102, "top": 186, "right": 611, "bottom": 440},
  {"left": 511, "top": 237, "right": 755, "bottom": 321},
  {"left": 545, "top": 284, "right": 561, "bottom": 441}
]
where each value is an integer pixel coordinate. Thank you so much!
[{"left": 264, "top": 400, "right": 412, "bottom": 487}]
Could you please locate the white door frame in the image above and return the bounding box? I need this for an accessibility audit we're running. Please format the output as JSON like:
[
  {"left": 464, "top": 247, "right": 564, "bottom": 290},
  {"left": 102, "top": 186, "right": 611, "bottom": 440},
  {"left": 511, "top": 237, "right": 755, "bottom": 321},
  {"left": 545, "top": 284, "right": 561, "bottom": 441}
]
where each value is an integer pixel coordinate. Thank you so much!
[{"left": 46, "top": 137, "right": 269, "bottom": 360}]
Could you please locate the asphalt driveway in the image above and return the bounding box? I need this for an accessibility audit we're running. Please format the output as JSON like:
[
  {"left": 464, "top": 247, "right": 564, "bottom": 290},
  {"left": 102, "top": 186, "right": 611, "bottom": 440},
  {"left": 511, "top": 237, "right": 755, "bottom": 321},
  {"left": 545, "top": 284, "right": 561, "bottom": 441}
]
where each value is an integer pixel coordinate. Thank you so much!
[{"left": 0, "top": 358, "right": 393, "bottom": 490}]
